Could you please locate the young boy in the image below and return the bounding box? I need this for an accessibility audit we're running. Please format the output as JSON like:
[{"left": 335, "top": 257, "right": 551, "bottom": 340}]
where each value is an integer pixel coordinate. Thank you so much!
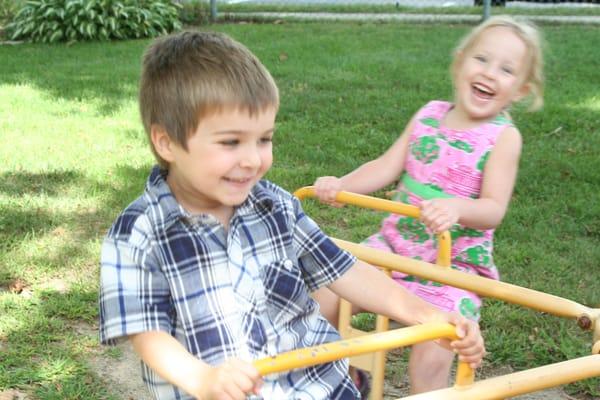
[{"left": 99, "top": 31, "right": 485, "bottom": 400}]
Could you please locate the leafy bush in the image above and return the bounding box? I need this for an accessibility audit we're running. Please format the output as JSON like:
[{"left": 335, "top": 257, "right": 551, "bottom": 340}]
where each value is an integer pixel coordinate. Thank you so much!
[
  {"left": 0, "top": 0, "right": 23, "bottom": 24},
  {"left": 7, "top": 0, "right": 182, "bottom": 43},
  {"left": 179, "top": 0, "right": 210, "bottom": 26}
]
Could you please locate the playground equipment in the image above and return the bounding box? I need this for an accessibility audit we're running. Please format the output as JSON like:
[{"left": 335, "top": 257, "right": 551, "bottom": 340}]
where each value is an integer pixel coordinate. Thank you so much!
[
  {"left": 297, "top": 187, "right": 453, "bottom": 399},
  {"left": 283, "top": 186, "right": 600, "bottom": 399}
]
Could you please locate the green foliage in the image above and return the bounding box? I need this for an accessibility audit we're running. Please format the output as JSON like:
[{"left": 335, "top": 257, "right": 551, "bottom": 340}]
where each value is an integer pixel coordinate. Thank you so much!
[
  {"left": 6, "top": 0, "right": 182, "bottom": 43},
  {"left": 0, "top": 0, "right": 22, "bottom": 24},
  {"left": 178, "top": 0, "right": 210, "bottom": 26}
]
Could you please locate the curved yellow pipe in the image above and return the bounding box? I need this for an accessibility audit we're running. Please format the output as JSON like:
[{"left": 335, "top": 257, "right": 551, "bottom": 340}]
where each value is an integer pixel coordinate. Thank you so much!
[
  {"left": 293, "top": 186, "right": 451, "bottom": 267},
  {"left": 291, "top": 187, "right": 600, "bottom": 398},
  {"left": 293, "top": 187, "right": 597, "bottom": 323},
  {"left": 401, "top": 354, "right": 600, "bottom": 400},
  {"left": 253, "top": 323, "right": 474, "bottom": 387},
  {"left": 335, "top": 239, "right": 596, "bottom": 321}
]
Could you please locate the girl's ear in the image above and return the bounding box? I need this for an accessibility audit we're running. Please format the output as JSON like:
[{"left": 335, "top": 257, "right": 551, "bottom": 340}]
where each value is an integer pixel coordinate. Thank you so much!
[
  {"left": 513, "top": 82, "right": 531, "bottom": 103},
  {"left": 452, "top": 50, "right": 464, "bottom": 81},
  {"left": 151, "top": 124, "right": 176, "bottom": 163}
]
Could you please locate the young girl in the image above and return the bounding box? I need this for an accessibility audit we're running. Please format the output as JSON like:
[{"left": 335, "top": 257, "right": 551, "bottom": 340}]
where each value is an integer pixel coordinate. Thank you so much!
[{"left": 312, "top": 15, "right": 544, "bottom": 395}]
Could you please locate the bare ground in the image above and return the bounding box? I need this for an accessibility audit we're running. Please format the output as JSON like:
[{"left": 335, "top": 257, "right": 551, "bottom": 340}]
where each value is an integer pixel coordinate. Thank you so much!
[
  {"left": 86, "top": 329, "right": 577, "bottom": 400},
  {"left": 382, "top": 349, "right": 578, "bottom": 400}
]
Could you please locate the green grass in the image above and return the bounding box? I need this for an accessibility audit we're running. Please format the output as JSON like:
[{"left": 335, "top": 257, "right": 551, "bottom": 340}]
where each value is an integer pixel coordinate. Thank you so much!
[
  {"left": 1, "top": 22, "right": 599, "bottom": 398},
  {"left": 218, "top": 2, "right": 600, "bottom": 16}
]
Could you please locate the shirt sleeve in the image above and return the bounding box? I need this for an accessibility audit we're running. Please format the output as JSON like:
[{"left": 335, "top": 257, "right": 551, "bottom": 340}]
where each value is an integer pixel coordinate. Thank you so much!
[
  {"left": 99, "top": 236, "right": 174, "bottom": 345},
  {"left": 291, "top": 197, "right": 357, "bottom": 292}
]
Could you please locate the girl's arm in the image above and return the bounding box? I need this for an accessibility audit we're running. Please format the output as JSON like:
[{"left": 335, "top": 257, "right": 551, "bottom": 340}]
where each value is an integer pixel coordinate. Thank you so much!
[
  {"left": 130, "top": 331, "right": 262, "bottom": 399},
  {"left": 314, "top": 117, "right": 416, "bottom": 204},
  {"left": 420, "top": 126, "right": 522, "bottom": 232},
  {"left": 327, "top": 260, "right": 485, "bottom": 368}
]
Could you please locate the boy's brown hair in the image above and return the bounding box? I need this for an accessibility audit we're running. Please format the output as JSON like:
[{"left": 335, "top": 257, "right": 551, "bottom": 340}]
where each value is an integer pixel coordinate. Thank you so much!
[{"left": 139, "top": 31, "right": 280, "bottom": 169}]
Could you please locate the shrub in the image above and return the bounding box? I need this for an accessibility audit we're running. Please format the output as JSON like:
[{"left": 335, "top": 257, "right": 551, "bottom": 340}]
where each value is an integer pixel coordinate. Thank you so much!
[
  {"left": 179, "top": 0, "right": 210, "bottom": 26},
  {"left": 7, "top": 0, "right": 182, "bottom": 43},
  {"left": 0, "top": 0, "right": 23, "bottom": 24}
]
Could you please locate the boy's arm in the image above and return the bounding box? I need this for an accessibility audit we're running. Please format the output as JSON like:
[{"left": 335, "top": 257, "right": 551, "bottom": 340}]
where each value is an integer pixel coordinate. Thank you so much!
[
  {"left": 130, "top": 331, "right": 262, "bottom": 399},
  {"left": 419, "top": 126, "right": 522, "bottom": 233},
  {"left": 327, "top": 260, "right": 485, "bottom": 368}
]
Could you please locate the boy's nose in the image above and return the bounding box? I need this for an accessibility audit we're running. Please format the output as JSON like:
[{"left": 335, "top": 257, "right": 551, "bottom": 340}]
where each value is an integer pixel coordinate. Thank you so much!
[{"left": 240, "top": 146, "right": 261, "bottom": 168}]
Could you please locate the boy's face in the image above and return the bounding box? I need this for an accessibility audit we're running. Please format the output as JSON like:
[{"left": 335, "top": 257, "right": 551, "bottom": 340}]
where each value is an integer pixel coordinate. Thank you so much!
[{"left": 154, "top": 107, "right": 276, "bottom": 217}]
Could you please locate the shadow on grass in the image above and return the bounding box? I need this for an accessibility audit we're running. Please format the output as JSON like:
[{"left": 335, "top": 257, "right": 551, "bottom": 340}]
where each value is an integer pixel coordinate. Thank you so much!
[
  {"left": 0, "top": 165, "right": 149, "bottom": 283},
  {"left": 0, "top": 40, "right": 149, "bottom": 116},
  {"left": 0, "top": 165, "right": 150, "bottom": 398},
  {"left": 0, "top": 287, "right": 117, "bottom": 399},
  {"left": 0, "top": 170, "right": 81, "bottom": 197}
]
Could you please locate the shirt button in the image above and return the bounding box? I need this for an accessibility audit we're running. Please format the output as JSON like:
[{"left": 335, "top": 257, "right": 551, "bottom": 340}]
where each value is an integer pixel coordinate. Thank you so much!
[{"left": 283, "top": 259, "right": 293, "bottom": 270}]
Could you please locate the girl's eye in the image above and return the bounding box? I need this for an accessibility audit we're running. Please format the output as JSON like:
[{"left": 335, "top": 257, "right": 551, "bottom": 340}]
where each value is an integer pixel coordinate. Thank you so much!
[
  {"left": 501, "top": 66, "right": 514, "bottom": 75},
  {"left": 220, "top": 139, "right": 239, "bottom": 146},
  {"left": 260, "top": 137, "right": 273, "bottom": 144},
  {"left": 474, "top": 55, "right": 486, "bottom": 63}
]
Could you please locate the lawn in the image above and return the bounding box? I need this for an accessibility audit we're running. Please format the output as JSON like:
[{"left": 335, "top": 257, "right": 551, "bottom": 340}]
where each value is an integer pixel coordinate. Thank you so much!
[
  {"left": 0, "top": 21, "right": 599, "bottom": 399},
  {"left": 217, "top": 2, "right": 600, "bottom": 16}
]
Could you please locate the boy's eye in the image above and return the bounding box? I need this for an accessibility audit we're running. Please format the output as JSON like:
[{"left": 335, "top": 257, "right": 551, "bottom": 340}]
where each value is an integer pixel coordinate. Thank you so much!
[
  {"left": 220, "top": 139, "right": 239, "bottom": 146},
  {"left": 501, "top": 66, "right": 514, "bottom": 75},
  {"left": 474, "top": 55, "right": 486, "bottom": 63},
  {"left": 260, "top": 137, "right": 273, "bottom": 144}
]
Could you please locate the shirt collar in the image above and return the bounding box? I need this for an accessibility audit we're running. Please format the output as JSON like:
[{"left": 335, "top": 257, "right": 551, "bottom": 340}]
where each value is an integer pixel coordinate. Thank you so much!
[{"left": 144, "top": 166, "right": 276, "bottom": 230}]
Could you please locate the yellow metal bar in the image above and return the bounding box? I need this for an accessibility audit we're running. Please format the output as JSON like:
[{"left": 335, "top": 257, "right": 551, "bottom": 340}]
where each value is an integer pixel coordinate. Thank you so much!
[
  {"left": 253, "top": 323, "right": 473, "bottom": 386},
  {"left": 454, "top": 361, "right": 475, "bottom": 388},
  {"left": 334, "top": 239, "right": 597, "bottom": 321},
  {"left": 401, "top": 354, "right": 600, "bottom": 400},
  {"left": 293, "top": 186, "right": 451, "bottom": 267},
  {"left": 294, "top": 186, "right": 419, "bottom": 218}
]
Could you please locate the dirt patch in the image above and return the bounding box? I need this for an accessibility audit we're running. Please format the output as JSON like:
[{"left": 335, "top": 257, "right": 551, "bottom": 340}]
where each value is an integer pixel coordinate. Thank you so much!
[
  {"left": 83, "top": 325, "right": 577, "bottom": 400},
  {"left": 0, "top": 390, "right": 29, "bottom": 400},
  {"left": 75, "top": 323, "right": 152, "bottom": 400},
  {"left": 91, "top": 340, "right": 152, "bottom": 400},
  {"left": 382, "top": 349, "right": 578, "bottom": 400}
]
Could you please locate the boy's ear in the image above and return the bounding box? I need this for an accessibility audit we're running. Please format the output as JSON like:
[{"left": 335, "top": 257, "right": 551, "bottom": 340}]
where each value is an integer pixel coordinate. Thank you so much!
[{"left": 150, "top": 124, "right": 176, "bottom": 163}]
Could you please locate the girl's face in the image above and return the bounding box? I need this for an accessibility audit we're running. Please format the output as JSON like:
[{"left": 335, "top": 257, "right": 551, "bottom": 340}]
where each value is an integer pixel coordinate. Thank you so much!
[{"left": 453, "top": 26, "right": 529, "bottom": 123}]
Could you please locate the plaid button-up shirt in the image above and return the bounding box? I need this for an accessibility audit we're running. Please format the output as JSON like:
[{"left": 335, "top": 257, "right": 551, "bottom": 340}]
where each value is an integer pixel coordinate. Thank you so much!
[{"left": 99, "top": 167, "right": 360, "bottom": 399}]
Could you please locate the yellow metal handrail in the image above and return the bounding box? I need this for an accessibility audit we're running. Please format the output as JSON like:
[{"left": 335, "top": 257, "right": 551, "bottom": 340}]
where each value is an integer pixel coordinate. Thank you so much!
[
  {"left": 402, "top": 354, "right": 600, "bottom": 400},
  {"left": 334, "top": 239, "right": 599, "bottom": 326},
  {"left": 294, "top": 186, "right": 452, "bottom": 267},
  {"left": 254, "top": 323, "right": 474, "bottom": 388},
  {"left": 293, "top": 186, "right": 600, "bottom": 334},
  {"left": 289, "top": 187, "right": 600, "bottom": 398}
]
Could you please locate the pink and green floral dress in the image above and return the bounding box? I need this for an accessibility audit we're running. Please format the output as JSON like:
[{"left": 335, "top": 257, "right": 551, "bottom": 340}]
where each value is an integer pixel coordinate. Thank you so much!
[{"left": 364, "top": 101, "right": 512, "bottom": 320}]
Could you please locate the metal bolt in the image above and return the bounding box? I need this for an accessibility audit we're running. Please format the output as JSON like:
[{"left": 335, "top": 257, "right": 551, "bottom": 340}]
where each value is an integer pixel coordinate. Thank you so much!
[{"left": 577, "top": 315, "right": 592, "bottom": 330}]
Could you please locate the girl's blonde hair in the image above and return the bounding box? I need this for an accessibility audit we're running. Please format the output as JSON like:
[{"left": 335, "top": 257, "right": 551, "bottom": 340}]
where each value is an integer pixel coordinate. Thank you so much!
[{"left": 451, "top": 15, "right": 544, "bottom": 111}]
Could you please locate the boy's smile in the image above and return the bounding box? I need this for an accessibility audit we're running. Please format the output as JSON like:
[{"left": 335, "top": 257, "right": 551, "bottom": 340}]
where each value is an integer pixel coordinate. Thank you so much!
[{"left": 154, "top": 107, "right": 277, "bottom": 224}]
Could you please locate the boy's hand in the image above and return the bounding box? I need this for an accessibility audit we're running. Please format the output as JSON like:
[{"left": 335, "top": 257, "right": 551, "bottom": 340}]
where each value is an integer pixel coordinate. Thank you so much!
[
  {"left": 196, "top": 358, "right": 263, "bottom": 400},
  {"left": 419, "top": 199, "right": 460, "bottom": 233},
  {"left": 440, "top": 313, "right": 486, "bottom": 369},
  {"left": 314, "top": 176, "right": 344, "bottom": 207}
]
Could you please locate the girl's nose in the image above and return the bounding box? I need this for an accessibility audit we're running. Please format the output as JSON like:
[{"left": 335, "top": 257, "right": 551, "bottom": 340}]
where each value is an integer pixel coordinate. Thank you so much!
[{"left": 482, "top": 63, "right": 496, "bottom": 80}]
